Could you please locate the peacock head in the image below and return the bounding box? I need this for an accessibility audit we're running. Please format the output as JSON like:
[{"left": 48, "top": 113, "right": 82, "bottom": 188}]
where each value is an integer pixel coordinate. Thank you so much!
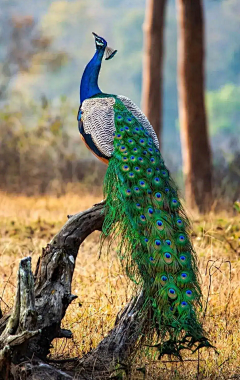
[{"left": 92, "top": 32, "right": 117, "bottom": 60}]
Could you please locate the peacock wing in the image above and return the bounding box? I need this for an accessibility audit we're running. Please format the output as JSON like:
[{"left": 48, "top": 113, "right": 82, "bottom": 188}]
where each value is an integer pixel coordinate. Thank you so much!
[{"left": 81, "top": 96, "right": 116, "bottom": 158}]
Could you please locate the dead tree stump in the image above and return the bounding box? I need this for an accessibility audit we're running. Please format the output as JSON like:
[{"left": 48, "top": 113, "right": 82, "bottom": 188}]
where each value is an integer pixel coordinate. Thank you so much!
[{"left": 0, "top": 202, "right": 146, "bottom": 380}]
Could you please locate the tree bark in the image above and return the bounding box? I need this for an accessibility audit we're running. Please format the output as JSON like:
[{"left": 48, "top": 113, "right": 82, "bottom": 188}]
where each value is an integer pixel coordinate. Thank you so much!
[
  {"left": 142, "top": 0, "right": 167, "bottom": 145},
  {"left": 177, "top": 0, "right": 212, "bottom": 212},
  {"left": 0, "top": 202, "right": 147, "bottom": 380}
]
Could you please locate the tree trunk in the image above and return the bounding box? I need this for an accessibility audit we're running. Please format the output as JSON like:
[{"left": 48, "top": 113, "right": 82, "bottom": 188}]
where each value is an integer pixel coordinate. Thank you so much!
[
  {"left": 142, "top": 0, "right": 167, "bottom": 146},
  {"left": 176, "top": 0, "right": 212, "bottom": 212},
  {"left": 0, "top": 202, "right": 147, "bottom": 380}
]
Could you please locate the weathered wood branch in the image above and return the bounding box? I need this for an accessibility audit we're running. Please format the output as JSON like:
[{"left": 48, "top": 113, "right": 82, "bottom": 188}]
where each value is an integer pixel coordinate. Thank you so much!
[{"left": 0, "top": 202, "right": 145, "bottom": 380}]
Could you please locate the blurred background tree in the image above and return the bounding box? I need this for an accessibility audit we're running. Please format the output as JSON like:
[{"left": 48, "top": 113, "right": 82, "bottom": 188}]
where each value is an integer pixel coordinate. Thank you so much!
[
  {"left": 0, "top": 0, "right": 239, "bottom": 209},
  {"left": 176, "top": 0, "right": 212, "bottom": 212},
  {"left": 142, "top": 0, "right": 167, "bottom": 145}
]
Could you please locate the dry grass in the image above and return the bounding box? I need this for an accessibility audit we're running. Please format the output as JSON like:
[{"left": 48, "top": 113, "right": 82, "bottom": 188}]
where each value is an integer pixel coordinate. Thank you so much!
[{"left": 0, "top": 191, "right": 240, "bottom": 379}]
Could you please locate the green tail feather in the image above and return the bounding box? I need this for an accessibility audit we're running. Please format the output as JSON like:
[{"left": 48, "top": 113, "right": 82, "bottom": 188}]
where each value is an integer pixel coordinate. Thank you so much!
[{"left": 102, "top": 97, "right": 209, "bottom": 358}]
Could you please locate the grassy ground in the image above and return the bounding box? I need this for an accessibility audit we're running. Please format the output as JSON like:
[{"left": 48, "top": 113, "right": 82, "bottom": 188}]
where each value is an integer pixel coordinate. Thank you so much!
[{"left": 0, "top": 191, "right": 240, "bottom": 379}]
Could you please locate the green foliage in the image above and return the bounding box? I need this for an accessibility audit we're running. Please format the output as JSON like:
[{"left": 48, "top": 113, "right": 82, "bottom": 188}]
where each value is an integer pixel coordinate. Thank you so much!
[
  {"left": 206, "top": 84, "right": 240, "bottom": 136},
  {"left": 234, "top": 201, "right": 240, "bottom": 214}
]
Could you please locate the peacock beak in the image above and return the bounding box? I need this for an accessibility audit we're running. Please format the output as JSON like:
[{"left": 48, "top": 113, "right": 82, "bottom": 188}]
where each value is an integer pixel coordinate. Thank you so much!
[{"left": 92, "top": 32, "right": 99, "bottom": 38}]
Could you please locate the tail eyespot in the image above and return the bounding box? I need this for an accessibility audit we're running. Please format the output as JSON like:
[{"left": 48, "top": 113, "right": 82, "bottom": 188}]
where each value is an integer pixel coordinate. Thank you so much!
[
  {"left": 148, "top": 207, "right": 154, "bottom": 216},
  {"left": 156, "top": 219, "right": 164, "bottom": 231},
  {"left": 171, "top": 198, "right": 179, "bottom": 208},
  {"left": 134, "top": 186, "right": 141, "bottom": 194},
  {"left": 160, "top": 275, "right": 168, "bottom": 286},
  {"left": 121, "top": 164, "right": 130, "bottom": 172},
  {"left": 164, "top": 252, "right": 173, "bottom": 264},
  {"left": 140, "top": 214, "right": 146, "bottom": 223},
  {"left": 116, "top": 115, "right": 123, "bottom": 121},
  {"left": 185, "top": 290, "right": 194, "bottom": 299},
  {"left": 168, "top": 288, "right": 177, "bottom": 299},
  {"left": 179, "top": 255, "right": 187, "bottom": 263},
  {"left": 160, "top": 169, "right": 168, "bottom": 178},
  {"left": 124, "top": 189, "right": 131, "bottom": 197},
  {"left": 139, "top": 180, "right": 146, "bottom": 188}
]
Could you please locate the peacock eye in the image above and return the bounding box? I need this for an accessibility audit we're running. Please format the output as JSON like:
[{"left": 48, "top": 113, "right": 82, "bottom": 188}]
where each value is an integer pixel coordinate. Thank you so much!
[
  {"left": 165, "top": 239, "right": 171, "bottom": 246},
  {"left": 157, "top": 220, "right": 163, "bottom": 226},
  {"left": 144, "top": 238, "right": 149, "bottom": 243},
  {"left": 165, "top": 188, "right": 169, "bottom": 193},
  {"left": 147, "top": 190, "right": 152, "bottom": 194},
  {"left": 168, "top": 287, "right": 177, "bottom": 299},
  {"left": 124, "top": 189, "right": 131, "bottom": 196},
  {"left": 179, "top": 234, "right": 185, "bottom": 241},
  {"left": 180, "top": 255, "right": 186, "bottom": 261},
  {"left": 148, "top": 208, "right": 154, "bottom": 215},
  {"left": 161, "top": 170, "right": 168, "bottom": 177},
  {"left": 155, "top": 192, "right": 161, "bottom": 199},
  {"left": 138, "top": 157, "right": 143, "bottom": 162},
  {"left": 181, "top": 301, "right": 187, "bottom": 306},
  {"left": 155, "top": 239, "right": 161, "bottom": 246},
  {"left": 186, "top": 290, "right": 192, "bottom": 296},
  {"left": 121, "top": 165, "right": 129, "bottom": 172},
  {"left": 177, "top": 219, "right": 183, "bottom": 225},
  {"left": 149, "top": 256, "right": 154, "bottom": 262},
  {"left": 161, "top": 275, "right": 167, "bottom": 282},
  {"left": 165, "top": 252, "right": 171, "bottom": 259}
]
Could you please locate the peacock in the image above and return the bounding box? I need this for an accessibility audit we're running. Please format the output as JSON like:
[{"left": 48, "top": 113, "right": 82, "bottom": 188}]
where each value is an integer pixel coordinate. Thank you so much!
[{"left": 77, "top": 32, "right": 211, "bottom": 358}]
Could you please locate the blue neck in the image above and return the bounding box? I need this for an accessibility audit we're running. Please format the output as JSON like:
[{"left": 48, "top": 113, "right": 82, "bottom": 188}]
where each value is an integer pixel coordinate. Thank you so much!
[{"left": 80, "top": 49, "right": 104, "bottom": 103}]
